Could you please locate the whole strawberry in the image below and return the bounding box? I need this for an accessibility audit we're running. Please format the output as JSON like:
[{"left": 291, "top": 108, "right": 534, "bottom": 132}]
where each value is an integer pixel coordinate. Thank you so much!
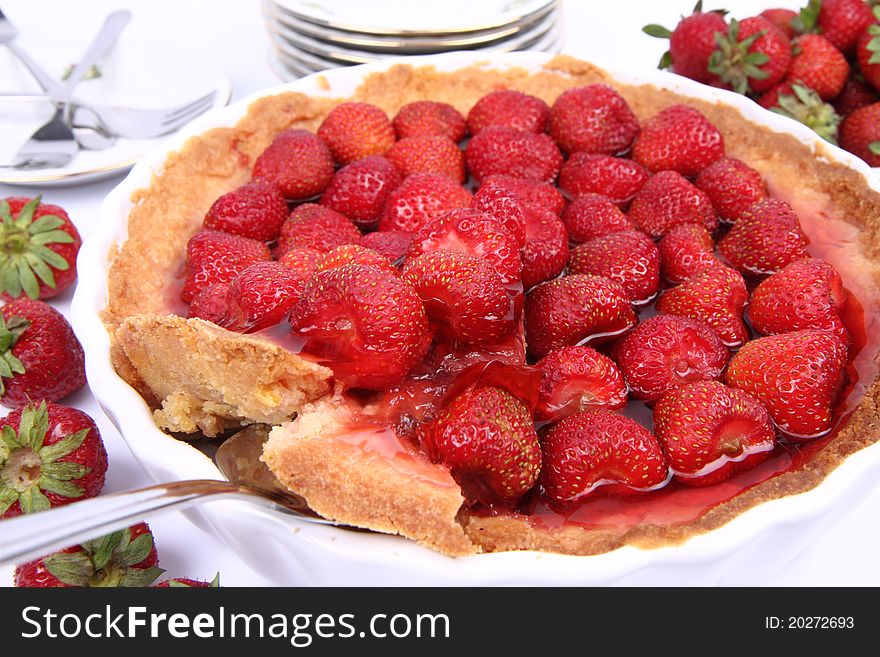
[
  {"left": 385, "top": 135, "right": 465, "bottom": 182},
  {"left": 420, "top": 385, "right": 540, "bottom": 503},
  {"left": 788, "top": 34, "right": 850, "bottom": 101},
  {"left": 657, "top": 223, "right": 718, "bottom": 284},
  {"left": 402, "top": 251, "right": 513, "bottom": 346},
  {"left": 465, "top": 126, "right": 563, "bottom": 184},
  {"left": 657, "top": 264, "right": 750, "bottom": 347},
  {"left": 725, "top": 329, "right": 847, "bottom": 438},
  {"left": 319, "top": 155, "right": 402, "bottom": 230},
  {"left": 1, "top": 401, "right": 106, "bottom": 518},
  {"left": 520, "top": 207, "right": 570, "bottom": 290},
  {"left": 548, "top": 84, "right": 640, "bottom": 156},
  {"left": 479, "top": 174, "right": 566, "bottom": 216},
  {"left": 15, "top": 523, "right": 162, "bottom": 587},
  {"left": 203, "top": 180, "right": 288, "bottom": 241},
  {"left": 695, "top": 156, "right": 768, "bottom": 223},
  {"left": 562, "top": 193, "right": 635, "bottom": 244},
  {"left": 569, "top": 230, "right": 661, "bottom": 304},
  {"left": 181, "top": 230, "right": 271, "bottom": 303},
  {"left": 760, "top": 8, "right": 798, "bottom": 38},
  {"left": 718, "top": 199, "right": 809, "bottom": 276},
  {"left": 856, "top": 11, "right": 880, "bottom": 91},
  {"left": 628, "top": 170, "right": 718, "bottom": 238},
  {"left": 833, "top": 78, "right": 879, "bottom": 118},
  {"left": 708, "top": 17, "right": 791, "bottom": 94},
  {"left": 0, "top": 196, "right": 81, "bottom": 301},
  {"left": 654, "top": 381, "right": 776, "bottom": 486},
  {"left": 795, "top": 0, "right": 876, "bottom": 54},
  {"left": 467, "top": 89, "right": 550, "bottom": 134},
  {"left": 748, "top": 257, "right": 848, "bottom": 344},
  {"left": 643, "top": 7, "right": 729, "bottom": 84},
  {"left": 535, "top": 345, "right": 628, "bottom": 422},
  {"left": 614, "top": 314, "right": 729, "bottom": 402},
  {"left": 0, "top": 298, "right": 85, "bottom": 408},
  {"left": 252, "top": 129, "right": 334, "bottom": 200},
  {"left": 558, "top": 153, "right": 650, "bottom": 206},
  {"left": 275, "top": 203, "right": 361, "bottom": 255},
  {"left": 378, "top": 172, "right": 473, "bottom": 234},
  {"left": 632, "top": 105, "right": 724, "bottom": 176},
  {"left": 839, "top": 102, "right": 880, "bottom": 166},
  {"left": 392, "top": 100, "right": 466, "bottom": 141},
  {"left": 317, "top": 102, "right": 395, "bottom": 164},
  {"left": 540, "top": 410, "right": 669, "bottom": 504},
  {"left": 290, "top": 264, "right": 430, "bottom": 389},
  {"left": 524, "top": 274, "right": 636, "bottom": 360}
]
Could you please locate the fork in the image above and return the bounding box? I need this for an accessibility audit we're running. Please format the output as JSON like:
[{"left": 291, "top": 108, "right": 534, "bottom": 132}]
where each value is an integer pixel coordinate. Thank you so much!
[{"left": 0, "top": 90, "right": 220, "bottom": 140}]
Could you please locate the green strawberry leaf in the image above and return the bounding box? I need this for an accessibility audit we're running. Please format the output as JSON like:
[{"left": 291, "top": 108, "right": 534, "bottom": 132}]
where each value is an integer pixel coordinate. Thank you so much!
[
  {"left": 0, "top": 488, "right": 19, "bottom": 515},
  {"left": 658, "top": 50, "right": 672, "bottom": 70},
  {"left": 89, "top": 529, "right": 125, "bottom": 571},
  {"left": 118, "top": 533, "right": 154, "bottom": 567},
  {"left": 120, "top": 566, "right": 165, "bottom": 588},
  {"left": 792, "top": 0, "right": 821, "bottom": 34},
  {"left": 869, "top": 142, "right": 880, "bottom": 155},
  {"left": 38, "top": 428, "right": 89, "bottom": 464},
  {"left": 18, "top": 485, "right": 51, "bottom": 514},
  {"left": 26, "top": 214, "right": 64, "bottom": 234},
  {"left": 642, "top": 24, "right": 672, "bottom": 38},
  {"left": 44, "top": 551, "right": 94, "bottom": 587},
  {"left": 40, "top": 461, "right": 89, "bottom": 480},
  {"left": 37, "top": 476, "right": 84, "bottom": 499}
]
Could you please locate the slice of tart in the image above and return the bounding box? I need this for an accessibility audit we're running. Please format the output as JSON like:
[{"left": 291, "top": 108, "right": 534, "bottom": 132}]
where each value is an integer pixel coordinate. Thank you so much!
[{"left": 103, "top": 54, "right": 880, "bottom": 557}]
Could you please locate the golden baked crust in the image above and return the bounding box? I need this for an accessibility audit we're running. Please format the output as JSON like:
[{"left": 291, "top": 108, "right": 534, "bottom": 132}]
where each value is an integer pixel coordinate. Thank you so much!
[{"left": 103, "top": 55, "right": 880, "bottom": 556}]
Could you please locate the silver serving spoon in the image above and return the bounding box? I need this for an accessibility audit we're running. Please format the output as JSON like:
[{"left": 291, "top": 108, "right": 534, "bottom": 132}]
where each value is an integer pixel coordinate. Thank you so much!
[{"left": 0, "top": 426, "right": 338, "bottom": 567}]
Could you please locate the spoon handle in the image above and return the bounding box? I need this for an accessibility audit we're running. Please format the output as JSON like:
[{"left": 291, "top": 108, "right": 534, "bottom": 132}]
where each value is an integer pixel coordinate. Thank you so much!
[{"left": 0, "top": 479, "right": 292, "bottom": 567}]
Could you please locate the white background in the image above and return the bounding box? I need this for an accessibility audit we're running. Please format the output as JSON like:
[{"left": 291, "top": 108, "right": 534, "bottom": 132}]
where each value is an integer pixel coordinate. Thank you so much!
[{"left": 1, "top": 0, "right": 879, "bottom": 586}]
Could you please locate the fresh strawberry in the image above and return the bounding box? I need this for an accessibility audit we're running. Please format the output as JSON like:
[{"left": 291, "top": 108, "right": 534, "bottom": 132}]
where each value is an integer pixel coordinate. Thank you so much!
[
  {"left": 749, "top": 257, "right": 848, "bottom": 344},
  {"left": 392, "top": 100, "right": 466, "bottom": 141},
  {"left": 0, "top": 197, "right": 81, "bottom": 301},
  {"left": 807, "top": 0, "right": 876, "bottom": 54},
  {"left": 561, "top": 193, "right": 635, "bottom": 244},
  {"left": 643, "top": 9, "right": 729, "bottom": 84},
  {"left": 465, "top": 126, "right": 563, "bottom": 184},
  {"left": 548, "top": 84, "right": 640, "bottom": 156},
  {"left": 317, "top": 102, "right": 395, "bottom": 164},
  {"left": 708, "top": 17, "right": 791, "bottom": 94},
  {"left": 479, "top": 174, "right": 566, "bottom": 216},
  {"left": 725, "top": 329, "right": 847, "bottom": 438},
  {"left": 657, "top": 264, "right": 750, "bottom": 347},
  {"left": 524, "top": 274, "right": 636, "bottom": 360},
  {"left": 839, "top": 102, "right": 880, "bottom": 166},
  {"left": 319, "top": 155, "right": 402, "bottom": 230},
  {"left": 15, "top": 523, "right": 161, "bottom": 587},
  {"left": 189, "top": 261, "right": 305, "bottom": 333},
  {"left": 657, "top": 224, "right": 718, "bottom": 284},
  {"left": 290, "top": 264, "right": 430, "bottom": 389},
  {"left": 386, "top": 135, "right": 465, "bottom": 183},
  {"left": 378, "top": 172, "right": 473, "bottom": 234},
  {"left": 654, "top": 381, "right": 776, "bottom": 486},
  {"left": 760, "top": 83, "right": 841, "bottom": 143},
  {"left": 832, "top": 78, "right": 878, "bottom": 117},
  {"left": 540, "top": 410, "right": 669, "bottom": 504},
  {"left": 407, "top": 208, "right": 521, "bottom": 284},
  {"left": 520, "top": 207, "right": 570, "bottom": 290},
  {"left": 0, "top": 298, "right": 85, "bottom": 408},
  {"left": 316, "top": 244, "right": 398, "bottom": 277},
  {"left": 695, "top": 157, "right": 768, "bottom": 223},
  {"left": 0, "top": 402, "right": 106, "bottom": 518},
  {"left": 535, "top": 345, "right": 628, "bottom": 421},
  {"left": 788, "top": 34, "right": 850, "bottom": 100},
  {"left": 632, "top": 105, "right": 724, "bottom": 176},
  {"left": 181, "top": 230, "right": 271, "bottom": 303},
  {"left": 155, "top": 574, "right": 220, "bottom": 588},
  {"left": 360, "top": 230, "right": 412, "bottom": 263},
  {"left": 466, "top": 89, "right": 550, "bottom": 134},
  {"left": 614, "top": 314, "right": 729, "bottom": 402},
  {"left": 275, "top": 204, "right": 361, "bottom": 255},
  {"left": 718, "top": 199, "right": 809, "bottom": 276},
  {"left": 420, "top": 385, "right": 540, "bottom": 503},
  {"left": 402, "top": 251, "right": 512, "bottom": 346},
  {"left": 276, "top": 247, "right": 324, "bottom": 279},
  {"left": 203, "top": 180, "right": 288, "bottom": 241},
  {"left": 856, "top": 13, "right": 880, "bottom": 91},
  {"left": 569, "top": 230, "right": 661, "bottom": 304},
  {"left": 471, "top": 185, "right": 527, "bottom": 247},
  {"left": 760, "top": 8, "right": 798, "bottom": 38},
  {"left": 252, "top": 129, "right": 334, "bottom": 200},
  {"left": 557, "top": 153, "right": 650, "bottom": 206},
  {"left": 628, "top": 171, "right": 718, "bottom": 238}
]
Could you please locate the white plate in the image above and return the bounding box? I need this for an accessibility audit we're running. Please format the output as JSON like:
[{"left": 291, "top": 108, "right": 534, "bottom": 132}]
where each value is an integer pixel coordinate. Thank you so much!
[
  {"left": 272, "top": 0, "right": 557, "bottom": 35},
  {"left": 72, "top": 52, "right": 880, "bottom": 585},
  {"left": 0, "top": 34, "right": 231, "bottom": 187}
]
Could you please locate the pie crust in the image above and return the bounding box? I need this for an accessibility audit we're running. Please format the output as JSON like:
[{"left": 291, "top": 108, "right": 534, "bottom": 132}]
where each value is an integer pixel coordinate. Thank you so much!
[{"left": 103, "top": 55, "right": 880, "bottom": 556}]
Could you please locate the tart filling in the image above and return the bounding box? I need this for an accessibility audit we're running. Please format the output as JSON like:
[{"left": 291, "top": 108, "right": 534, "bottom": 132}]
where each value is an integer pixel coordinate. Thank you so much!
[{"left": 103, "top": 55, "right": 880, "bottom": 557}]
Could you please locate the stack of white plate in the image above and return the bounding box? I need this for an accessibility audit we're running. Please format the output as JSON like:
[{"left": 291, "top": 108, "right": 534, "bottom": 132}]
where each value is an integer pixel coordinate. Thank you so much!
[{"left": 262, "top": 0, "right": 564, "bottom": 80}]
